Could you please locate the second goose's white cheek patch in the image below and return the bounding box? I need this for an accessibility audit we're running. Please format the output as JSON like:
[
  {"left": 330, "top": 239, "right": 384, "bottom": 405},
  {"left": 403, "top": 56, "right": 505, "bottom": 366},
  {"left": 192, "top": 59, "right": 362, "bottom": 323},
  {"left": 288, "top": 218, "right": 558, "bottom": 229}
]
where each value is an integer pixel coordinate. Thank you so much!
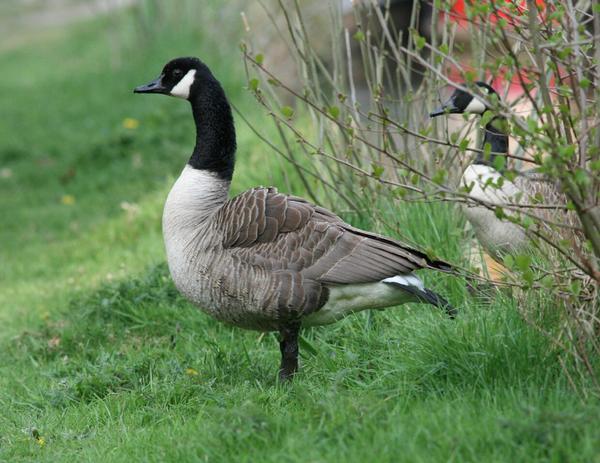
[
  {"left": 464, "top": 97, "right": 486, "bottom": 114},
  {"left": 170, "top": 69, "right": 197, "bottom": 99}
]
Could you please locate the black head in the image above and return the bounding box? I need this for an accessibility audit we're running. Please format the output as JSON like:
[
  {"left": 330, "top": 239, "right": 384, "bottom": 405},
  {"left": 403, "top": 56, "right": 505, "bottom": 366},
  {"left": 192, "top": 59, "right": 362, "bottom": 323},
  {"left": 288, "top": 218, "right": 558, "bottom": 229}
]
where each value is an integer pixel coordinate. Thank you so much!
[
  {"left": 134, "top": 57, "right": 213, "bottom": 100},
  {"left": 430, "top": 82, "right": 497, "bottom": 118}
]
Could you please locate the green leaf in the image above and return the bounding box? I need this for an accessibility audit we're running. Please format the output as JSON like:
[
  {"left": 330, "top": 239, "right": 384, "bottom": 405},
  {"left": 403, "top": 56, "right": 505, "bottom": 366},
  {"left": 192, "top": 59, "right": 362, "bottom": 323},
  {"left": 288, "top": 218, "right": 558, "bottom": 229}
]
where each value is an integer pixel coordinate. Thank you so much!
[
  {"left": 461, "top": 181, "right": 474, "bottom": 193},
  {"left": 580, "top": 77, "right": 591, "bottom": 89},
  {"left": 481, "top": 110, "right": 495, "bottom": 126},
  {"left": 527, "top": 117, "right": 539, "bottom": 132},
  {"left": 371, "top": 163, "right": 385, "bottom": 179},
  {"left": 328, "top": 106, "right": 340, "bottom": 119},
  {"left": 432, "top": 168, "right": 446, "bottom": 185},
  {"left": 483, "top": 142, "right": 492, "bottom": 162},
  {"left": 255, "top": 53, "right": 264, "bottom": 65},
  {"left": 414, "top": 34, "right": 426, "bottom": 50},
  {"left": 493, "top": 155, "right": 506, "bottom": 171},
  {"left": 514, "top": 254, "right": 532, "bottom": 272},
  {"left": 521, "top": 215, "right": 533, "bottom": 229},
  {"left": 557, "top": 47, "right": 573, "bottom": 60},
  {"left": 281, "top": 106, "right": 294, "bottom": 119},
  {"left": 353, "top": 30, "right": 365, "bottom": 41},
  {"left": 394, "top": 188, "right": 407, "bottom": 198},
  {"left": 541, "top": 275, "right": 554, "bottom": 289},
  {"left": 249, "top": 78, "right": 259, "bottom": 92},
  {"left": 590, "top": 159, "right": 600, "bottom": 172},
  {"left": 558, "top": 85, "right": 572, "bottom": 97},
  {"left": 574, "top": 168, "right": 590, "bottom": 186},
  {"left": 532, "top": 192, "right": 544, "bottom": 204},
  {"left": 522, "top": 269, "right": 534, "bottom": 287}
]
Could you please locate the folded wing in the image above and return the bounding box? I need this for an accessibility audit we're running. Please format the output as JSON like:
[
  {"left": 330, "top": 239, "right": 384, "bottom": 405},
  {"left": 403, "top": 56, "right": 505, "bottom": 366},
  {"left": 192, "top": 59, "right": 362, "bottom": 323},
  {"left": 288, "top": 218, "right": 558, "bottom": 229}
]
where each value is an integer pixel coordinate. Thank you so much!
[{"left": 215, "top": 187, "right": 450, "bottom": 285}]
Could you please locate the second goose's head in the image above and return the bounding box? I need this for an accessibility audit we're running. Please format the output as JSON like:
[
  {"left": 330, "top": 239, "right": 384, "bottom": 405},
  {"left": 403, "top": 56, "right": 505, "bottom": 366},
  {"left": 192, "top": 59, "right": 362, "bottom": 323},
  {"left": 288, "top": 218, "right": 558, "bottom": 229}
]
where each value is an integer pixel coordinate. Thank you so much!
[
  {"left": 429, "top": 82, "right": 496, "bottom": 118},
  {"left": 134, "top": 57, "right": 214, "bottom": 100}
]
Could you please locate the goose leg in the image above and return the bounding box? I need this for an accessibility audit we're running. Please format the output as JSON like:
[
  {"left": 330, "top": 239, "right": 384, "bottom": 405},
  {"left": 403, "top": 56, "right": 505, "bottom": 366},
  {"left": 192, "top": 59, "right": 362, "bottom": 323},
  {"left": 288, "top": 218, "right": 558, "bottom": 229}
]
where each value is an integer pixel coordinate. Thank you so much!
[{"left": 278, "top": 323, "right": 300, "bottom": 382}]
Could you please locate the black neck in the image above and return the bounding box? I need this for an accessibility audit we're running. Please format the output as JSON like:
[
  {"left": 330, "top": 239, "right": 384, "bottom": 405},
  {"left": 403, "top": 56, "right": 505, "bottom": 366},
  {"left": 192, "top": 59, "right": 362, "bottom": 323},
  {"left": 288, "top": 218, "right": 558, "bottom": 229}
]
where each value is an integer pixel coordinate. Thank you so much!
[
  {"left": 475, "top": 116, "right": 508, "bottom": 168},
  {"left": 187, "top": 78, "right": 236, "bottom": 180}
]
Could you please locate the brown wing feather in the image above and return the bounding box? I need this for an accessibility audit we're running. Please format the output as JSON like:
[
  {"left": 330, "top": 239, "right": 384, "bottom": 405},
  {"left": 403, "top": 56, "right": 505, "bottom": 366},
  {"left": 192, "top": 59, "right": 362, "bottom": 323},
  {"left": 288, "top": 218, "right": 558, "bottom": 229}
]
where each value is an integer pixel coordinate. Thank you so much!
[
  {"left": 216, "top": 187, "right": 450, "bottom": 286},
  {"left": 515, "top": 171, "right": 584, "bottom": 246}
]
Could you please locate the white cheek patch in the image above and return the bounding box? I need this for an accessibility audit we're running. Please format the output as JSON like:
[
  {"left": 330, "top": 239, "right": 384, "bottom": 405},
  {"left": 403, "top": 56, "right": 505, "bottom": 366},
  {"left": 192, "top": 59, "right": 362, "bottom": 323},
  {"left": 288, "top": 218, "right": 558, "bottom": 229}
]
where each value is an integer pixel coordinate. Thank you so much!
[
  {"left": 170, "top": 69, "right": 196, "bottom": 99},
  {"left": 464, "top": 96, "right": 487, "bottom": 114}
]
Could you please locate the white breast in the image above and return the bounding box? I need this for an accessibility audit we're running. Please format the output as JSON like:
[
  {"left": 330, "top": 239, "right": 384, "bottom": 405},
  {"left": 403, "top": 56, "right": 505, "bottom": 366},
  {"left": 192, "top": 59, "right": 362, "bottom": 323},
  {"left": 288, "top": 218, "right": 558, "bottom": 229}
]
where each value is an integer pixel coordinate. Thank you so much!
[
  {"left": 162, "top": 166, "right": 230, "bottom": 294},
  {"left": 461, "top": 164, "right": 527, "bottom": 257},
  {"left": 162, "top": 165, "right": 229, "bottom": 233},
  {"left": 464, "top": 96, "right": 486, "bottom": 114}
]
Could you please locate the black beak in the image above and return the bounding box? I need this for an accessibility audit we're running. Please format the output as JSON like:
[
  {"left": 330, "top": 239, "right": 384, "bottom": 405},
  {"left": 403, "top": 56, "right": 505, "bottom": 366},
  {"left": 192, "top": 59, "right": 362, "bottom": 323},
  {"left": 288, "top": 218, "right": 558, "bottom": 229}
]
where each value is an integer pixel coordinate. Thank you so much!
[
  {"left": 429, "top": 98, "right": 459, "bottom": 118},
  {"left": 133, "top": 75, "right": 168, "bottom": 94}
]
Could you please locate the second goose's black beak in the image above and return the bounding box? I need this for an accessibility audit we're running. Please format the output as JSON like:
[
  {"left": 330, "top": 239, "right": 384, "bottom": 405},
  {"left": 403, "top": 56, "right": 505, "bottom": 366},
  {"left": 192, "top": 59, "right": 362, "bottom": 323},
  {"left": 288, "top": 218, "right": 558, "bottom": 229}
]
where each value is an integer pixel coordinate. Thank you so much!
[
  {"left": 134, "top": 75, "right": 168, "bottom": 94},
  {"left": 429, "top": 99, "right": 459, "bottom": 118}
]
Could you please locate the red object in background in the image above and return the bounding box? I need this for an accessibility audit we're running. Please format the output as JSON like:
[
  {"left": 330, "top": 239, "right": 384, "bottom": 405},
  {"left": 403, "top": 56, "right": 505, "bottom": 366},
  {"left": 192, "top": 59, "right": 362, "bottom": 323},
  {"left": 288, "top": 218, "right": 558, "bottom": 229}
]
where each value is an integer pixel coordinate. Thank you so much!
[
  {"left": 448, "top": 0, "right": 546, "bottom": 26},
  {"left": 443, "top": 68, "right": 537, "bottom": 99},
  {"left": 442, "top": 0, "right": 548, "bottom": 98}
]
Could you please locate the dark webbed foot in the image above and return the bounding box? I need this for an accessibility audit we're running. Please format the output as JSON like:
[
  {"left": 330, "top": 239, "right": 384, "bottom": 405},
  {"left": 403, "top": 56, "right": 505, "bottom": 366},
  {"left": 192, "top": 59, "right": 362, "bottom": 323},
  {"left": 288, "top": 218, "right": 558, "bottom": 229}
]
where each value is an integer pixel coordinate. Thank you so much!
[{"left": 278, "top": 323, "right": 300, "bottom": 382}]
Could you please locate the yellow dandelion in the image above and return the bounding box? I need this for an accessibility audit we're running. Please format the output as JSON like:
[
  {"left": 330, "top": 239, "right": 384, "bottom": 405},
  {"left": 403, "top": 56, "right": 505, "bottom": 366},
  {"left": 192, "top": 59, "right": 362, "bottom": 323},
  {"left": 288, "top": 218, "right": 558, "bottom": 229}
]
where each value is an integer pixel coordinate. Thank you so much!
[
  {"left": 31, "top": 428, "right": 45, "bottom": 447},
  {"left": 185, "top": 368, "right": 199, "bottom": 376},
  {"left": 122, "top": 118, "right": 140, "bottom": 129},
  {"left": 61, "top": 194, "right": 75, "bottom": 205}
]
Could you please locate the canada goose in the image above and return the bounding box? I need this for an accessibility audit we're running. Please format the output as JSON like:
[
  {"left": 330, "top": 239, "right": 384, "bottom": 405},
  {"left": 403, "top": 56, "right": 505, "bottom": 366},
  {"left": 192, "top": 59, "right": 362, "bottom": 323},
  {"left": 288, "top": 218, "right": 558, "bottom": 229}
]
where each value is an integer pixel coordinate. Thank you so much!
[
  {"left": 134, "top": 57, "right": 455, "bottom": 381},
  {"left": 430, "top": 82, "right": 580, "bottom": 261}
]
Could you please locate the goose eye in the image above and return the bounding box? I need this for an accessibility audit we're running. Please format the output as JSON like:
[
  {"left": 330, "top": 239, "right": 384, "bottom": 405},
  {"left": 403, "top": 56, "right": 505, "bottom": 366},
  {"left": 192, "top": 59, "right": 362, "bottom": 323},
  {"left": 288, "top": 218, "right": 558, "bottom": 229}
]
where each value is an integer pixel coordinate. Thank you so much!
[{"left": 173, "top": 69, "right": 183, "bottom": 78}]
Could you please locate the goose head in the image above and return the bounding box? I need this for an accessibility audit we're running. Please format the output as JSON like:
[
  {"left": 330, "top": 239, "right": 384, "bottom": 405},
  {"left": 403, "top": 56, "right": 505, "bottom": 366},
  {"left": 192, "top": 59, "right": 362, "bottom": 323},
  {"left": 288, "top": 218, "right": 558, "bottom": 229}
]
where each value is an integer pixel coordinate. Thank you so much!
[
  {"left": 429, "top": 82, "right": 496, "bottom": 118},
  {"left": 134, "top": 57, "right": 236, "bottom": 179},
  {"left": 134, "top": 57, "right": 213, "bottom": 100}
]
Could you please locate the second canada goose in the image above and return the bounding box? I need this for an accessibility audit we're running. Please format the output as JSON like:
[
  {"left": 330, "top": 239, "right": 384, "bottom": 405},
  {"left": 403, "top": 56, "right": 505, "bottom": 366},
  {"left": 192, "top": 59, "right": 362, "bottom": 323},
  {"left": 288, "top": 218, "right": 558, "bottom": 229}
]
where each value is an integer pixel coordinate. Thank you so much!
[
  {"left": 430, "top": 82, "right": 527, "bottom": 259},
  {"left": 430, "top": 82, "right": 580, "bottom": 261},
  {"left": 134, "top": 57, "right": 456, "bottom": 381}
]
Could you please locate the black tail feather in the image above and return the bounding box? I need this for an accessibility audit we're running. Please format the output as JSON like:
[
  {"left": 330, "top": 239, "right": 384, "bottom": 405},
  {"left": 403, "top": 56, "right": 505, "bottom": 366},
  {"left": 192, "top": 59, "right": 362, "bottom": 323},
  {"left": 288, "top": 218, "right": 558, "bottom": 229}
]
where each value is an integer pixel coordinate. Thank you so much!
[
  {"left": 383, "top": 281, "right": 457, "bottom": 318},
  {"left": 428, "top": 259, "right": 454, "bottom": 273},
  {"left": 415, "top": 287, "right": 457, "bottom": 319}
]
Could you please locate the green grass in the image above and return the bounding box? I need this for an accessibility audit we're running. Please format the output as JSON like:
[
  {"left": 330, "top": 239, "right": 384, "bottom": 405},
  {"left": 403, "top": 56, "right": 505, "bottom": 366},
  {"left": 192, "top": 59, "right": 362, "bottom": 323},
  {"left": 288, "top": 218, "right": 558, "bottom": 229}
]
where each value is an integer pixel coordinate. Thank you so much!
[{"left": 1, "top": 2, "right": 599, "bottom": 462}]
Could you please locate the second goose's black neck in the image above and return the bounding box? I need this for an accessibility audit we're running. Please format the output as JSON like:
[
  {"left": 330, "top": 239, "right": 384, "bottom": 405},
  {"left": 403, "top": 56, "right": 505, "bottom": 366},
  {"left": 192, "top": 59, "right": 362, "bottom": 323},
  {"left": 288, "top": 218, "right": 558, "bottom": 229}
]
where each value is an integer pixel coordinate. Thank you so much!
[
  {"left": 188, "top": 77, "right": 236, "bottom": 180},
  {"left": 475, "top": 116, "right": 508, "bottom": 168}
]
